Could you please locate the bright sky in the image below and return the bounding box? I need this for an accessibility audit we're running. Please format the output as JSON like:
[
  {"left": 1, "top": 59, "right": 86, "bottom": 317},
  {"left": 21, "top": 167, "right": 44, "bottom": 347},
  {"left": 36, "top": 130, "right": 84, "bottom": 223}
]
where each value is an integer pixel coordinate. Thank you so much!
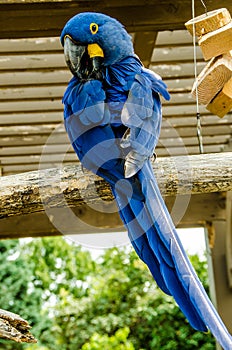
[
  {"left": 66, "top": 227, "right": 207, "bottom": 259},
  {"left": 177, "top": 227, "right": 206, "bottom": 258}
]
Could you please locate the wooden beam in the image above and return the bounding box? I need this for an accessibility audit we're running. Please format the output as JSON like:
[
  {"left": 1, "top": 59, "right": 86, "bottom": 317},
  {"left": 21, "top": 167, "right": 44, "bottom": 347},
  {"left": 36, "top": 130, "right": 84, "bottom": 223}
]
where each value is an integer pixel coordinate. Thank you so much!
[
  {"left": 0, "top": 192, "right": 226, "bottom": 239},
  {"left": 0, "top": 1, "right": 232, "bottom": 39},
  {"left": 0, "top": 152, "right": 232, "bottom": 220},
  {"left": 134, "top": 32, "right": 157, "bottom": 68},
  {"left": 208, "top": 221, "right": 232, "bottom": 334},
  {"left": 226, "top": 192, "right": 232, "bottom": 288}
]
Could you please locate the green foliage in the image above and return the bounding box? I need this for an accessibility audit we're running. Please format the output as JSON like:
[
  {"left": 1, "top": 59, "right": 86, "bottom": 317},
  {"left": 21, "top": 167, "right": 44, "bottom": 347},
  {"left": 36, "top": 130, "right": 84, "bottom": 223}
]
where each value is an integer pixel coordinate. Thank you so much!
[
  {"left": 81, "top": 327, "right": 135, "bottom": 350},
  {"left": 0, "top": 237, "right": 216, "bottom": 350},
  {"left": 0, "top": 239, "right": 50, "bottom": 350}
]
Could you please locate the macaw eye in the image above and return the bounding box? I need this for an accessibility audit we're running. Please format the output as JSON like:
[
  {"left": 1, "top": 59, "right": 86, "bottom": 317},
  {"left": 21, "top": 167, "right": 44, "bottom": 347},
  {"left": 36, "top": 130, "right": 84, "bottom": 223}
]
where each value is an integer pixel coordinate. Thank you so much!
[{"left": 90, "top": 23, "right": 99, "bottom": 35}]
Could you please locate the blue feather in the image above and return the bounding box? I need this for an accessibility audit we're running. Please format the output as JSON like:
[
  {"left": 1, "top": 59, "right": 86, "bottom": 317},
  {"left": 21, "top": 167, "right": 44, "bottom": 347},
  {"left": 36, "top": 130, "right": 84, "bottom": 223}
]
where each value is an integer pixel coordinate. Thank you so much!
[{"left": 61, "top": 12, "right": 232, "bottom": 349}]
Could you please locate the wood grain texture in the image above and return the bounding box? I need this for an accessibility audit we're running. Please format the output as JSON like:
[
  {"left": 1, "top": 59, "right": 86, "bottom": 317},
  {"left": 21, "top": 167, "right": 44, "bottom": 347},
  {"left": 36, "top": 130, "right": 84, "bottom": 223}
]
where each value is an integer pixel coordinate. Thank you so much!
[
  {"left": 0, "top": 192, "right": 225, "bottom": 239},
  {"left": 192, "top": 52, "right": 232, "bottom": 105},
  {"left": 199, "top": 22, "right": 232, "bottom": 60},
  {"left": 207, "top": 77, "right": 232, "bottom": 117},
  {"left": 0, "top": 309, "right": 37, "bottom": 343},
  {"left": 0, "top": 152, "right": 232, "bottom": 220},
  {"left": 0, "top": 1, "right": 232, "bottom": 38},
  {"left": 185, "top": 8, "right": 231, "bottom": 36}
]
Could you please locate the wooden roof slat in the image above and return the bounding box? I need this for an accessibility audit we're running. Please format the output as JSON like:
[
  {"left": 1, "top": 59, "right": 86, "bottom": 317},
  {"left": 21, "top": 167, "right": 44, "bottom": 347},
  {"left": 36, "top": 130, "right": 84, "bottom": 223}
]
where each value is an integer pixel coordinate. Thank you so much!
[
  {"left": 0, "top": 143, "right": 73, "bottom": 156},
  {"left": 0, "top": 53, "right": 66, "bottom": 70},
  {"left": 158, "top": 135, "right": 231, "bottom": 147},
  {"left": 1, "top": 164, "right": 40, "bottom": 174},
  {"left": 0, "top": 133, "right": 68, "bottom": 147},
  {"left": 0, "top": 124, "right": 62, "bottom": 136},
  {"left": 164, "top": 93, "right": 195, "bottom": 104},
  {"left": 0, "top": 70, "right": 71, "bottom": 87},
  {"left": 0, "top": 118, "right": 231, "bottom": 138},
  {"left": 0, "top": 112, "right": 63, "bottom": 125},
  {"left": 0, "top": 134, "right": 229, "bottom": 149},
  {"left": 151, "top": 46, "right": 203, "bottom": 63},
  {"left": 0, "top": 81, "right": 202, "bottom": 103},
  {"left": 0, "top": 153, "right": 77, "bottom": 165},
  {"left": 151, "top": 62, "right": 205, "bottom": 78},
  {"left": 162, "top": 104, "right": 206, "bottom": 116},
  {"left": 0, "top": 99, "right": 63, "bottom": 112},
  {"left": 163, "top": 78, "right": 194, "bottom": 92},
  {"left": 1, "top": 162, "right": 76, "bottom": 175},
  {"left": 0, "top": 37, "right": 61, "bottom": 53},
  {"left": 0, "top": 85, "right": 66, "bottom": 100},
  {"left": 0, "top": 134, "right": 230, "bottom": 155},
  {"left": 168, "top": 115, "right": 232, "bottom": 126},
  {"left": 1, "top": 162, "right": 77, "bottom": 175},
  {"left": 157, "top": 145, "right": 224, "bottom": 156},
  {"left": 0, "top": 88, "right": 199, "bottom": 104},
  {"left": 160, "top": 125, "right": 232, "bottom": 138},
  {"left": 156, "top": 30, "right": 193, "bottom": 46}
]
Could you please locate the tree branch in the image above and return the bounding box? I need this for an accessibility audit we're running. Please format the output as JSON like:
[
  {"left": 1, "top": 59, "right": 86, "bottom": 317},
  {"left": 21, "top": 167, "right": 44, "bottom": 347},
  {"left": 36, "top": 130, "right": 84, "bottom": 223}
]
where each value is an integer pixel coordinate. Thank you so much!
[
  {"left": 0, "top": 309, "right": 37, "bottom": 343},
  {"left": 0, "top": 153, "right": 232, "bottom": 220}
]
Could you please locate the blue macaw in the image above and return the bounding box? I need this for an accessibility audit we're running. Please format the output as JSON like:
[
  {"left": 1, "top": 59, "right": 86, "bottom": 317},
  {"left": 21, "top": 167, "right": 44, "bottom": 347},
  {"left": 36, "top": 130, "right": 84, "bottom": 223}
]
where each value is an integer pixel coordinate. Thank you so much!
[{"left": 60, "top": 12, "right": 232, "bottom": 349}]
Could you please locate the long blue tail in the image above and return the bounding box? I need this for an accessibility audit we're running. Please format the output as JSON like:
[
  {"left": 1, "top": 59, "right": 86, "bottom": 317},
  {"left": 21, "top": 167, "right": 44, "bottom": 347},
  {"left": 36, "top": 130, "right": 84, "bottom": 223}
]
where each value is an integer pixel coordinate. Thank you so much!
[
  {"left": 63, "top": 77, "right": 232, "bottom": 348},
  {"left": 112, "top": 161, "right": 232, "bottom": 350}
]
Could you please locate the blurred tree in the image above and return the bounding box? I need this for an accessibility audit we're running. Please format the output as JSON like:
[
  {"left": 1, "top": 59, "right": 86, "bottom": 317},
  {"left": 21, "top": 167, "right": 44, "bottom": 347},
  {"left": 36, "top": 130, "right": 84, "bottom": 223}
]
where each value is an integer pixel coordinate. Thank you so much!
[
  {"left": 81, "top": 327, "right": 135, "bottom": 350},
  {"left": 0, "top": 237, "right": 216, "bottom": 350},
  {"left": 0, "top": 237, "right": 94, "bottom": 350},
  {"left": 53, "top": 246, "right": 216, "bottom": 350},
  {"left": 0, "top": 239, "right": 51, "bottom": 350}
]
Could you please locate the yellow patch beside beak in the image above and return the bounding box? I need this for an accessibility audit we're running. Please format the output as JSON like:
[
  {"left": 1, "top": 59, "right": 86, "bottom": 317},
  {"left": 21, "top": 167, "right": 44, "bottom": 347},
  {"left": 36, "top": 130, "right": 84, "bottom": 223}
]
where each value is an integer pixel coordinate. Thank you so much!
[{"left": 87, "top": 43, "right": 104, "bottom": 58}]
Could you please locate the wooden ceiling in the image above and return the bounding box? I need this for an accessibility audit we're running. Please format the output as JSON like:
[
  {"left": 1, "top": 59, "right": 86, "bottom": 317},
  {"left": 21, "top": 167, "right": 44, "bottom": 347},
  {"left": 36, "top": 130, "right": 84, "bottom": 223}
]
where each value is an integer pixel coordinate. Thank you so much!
[
  {"left": 1, "top": 0, "right": 232, "bottom": 37},
  {"left": 0, "top": 0, "right": 232, "bottom": 176}
]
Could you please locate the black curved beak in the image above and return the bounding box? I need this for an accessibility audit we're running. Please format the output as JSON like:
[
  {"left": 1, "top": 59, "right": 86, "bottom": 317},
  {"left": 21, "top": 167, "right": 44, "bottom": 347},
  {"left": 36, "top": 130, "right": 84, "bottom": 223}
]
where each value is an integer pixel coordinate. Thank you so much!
[{"left": 64, "top": 36, "right": 104, "bottom": 81}]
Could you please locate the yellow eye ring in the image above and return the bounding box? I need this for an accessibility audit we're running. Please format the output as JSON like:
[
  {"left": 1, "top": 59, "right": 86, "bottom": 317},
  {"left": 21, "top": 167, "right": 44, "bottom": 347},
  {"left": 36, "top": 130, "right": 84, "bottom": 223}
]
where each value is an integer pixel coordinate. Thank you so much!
[{"left": 90, "top": 23, "right": 99, "bottom": 35}]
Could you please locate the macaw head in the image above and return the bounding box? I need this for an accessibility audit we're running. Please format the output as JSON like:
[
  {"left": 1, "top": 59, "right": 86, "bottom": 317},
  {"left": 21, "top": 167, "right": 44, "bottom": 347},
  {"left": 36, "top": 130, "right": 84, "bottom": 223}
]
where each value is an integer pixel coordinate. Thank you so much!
[{"left": 60, "top": 12, "right": 134, "bottom": 81}]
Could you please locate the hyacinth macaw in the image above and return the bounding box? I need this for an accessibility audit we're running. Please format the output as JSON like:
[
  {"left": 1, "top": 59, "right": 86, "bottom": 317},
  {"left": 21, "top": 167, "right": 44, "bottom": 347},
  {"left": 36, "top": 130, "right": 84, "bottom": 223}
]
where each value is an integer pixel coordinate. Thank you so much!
[{"left": 60, "top": 12, "right": 232, "bottom": 349}]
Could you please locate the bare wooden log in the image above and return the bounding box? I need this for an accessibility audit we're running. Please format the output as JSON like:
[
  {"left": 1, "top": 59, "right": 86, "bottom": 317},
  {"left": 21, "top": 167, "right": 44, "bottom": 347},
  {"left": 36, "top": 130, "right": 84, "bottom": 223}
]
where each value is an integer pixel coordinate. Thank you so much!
[
  {"left": 0, "top": 153, "right": 232, "bottom": 220},
  {"left": 0, "top": 309, "right": 37, "bottom": 343}
]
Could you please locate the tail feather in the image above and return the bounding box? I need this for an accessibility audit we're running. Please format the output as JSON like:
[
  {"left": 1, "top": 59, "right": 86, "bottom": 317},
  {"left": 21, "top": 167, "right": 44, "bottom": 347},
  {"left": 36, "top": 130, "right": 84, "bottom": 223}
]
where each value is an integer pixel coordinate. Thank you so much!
[
  {"left": 123, "top": 197, "right": 207, "bottom": 332},
  {"left": 160, "top": 262, "right": 207, "bottom": 331},
  {"left": 112, "top": 184, "right": 208, "bottom": 332},
  {"left": 136, "top": 161, "right": 232, "bottom": 349},
  {"left": 108, "top": 161, "right": 232, "bottom": 349},
  {"left": 111, "top": 186, "right": 171, "bottom": 295}
]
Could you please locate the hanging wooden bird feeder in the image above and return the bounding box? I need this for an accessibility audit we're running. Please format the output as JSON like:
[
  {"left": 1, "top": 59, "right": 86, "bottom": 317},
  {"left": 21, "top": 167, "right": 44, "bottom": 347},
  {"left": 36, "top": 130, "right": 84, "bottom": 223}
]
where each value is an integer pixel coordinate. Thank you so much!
[
  {"left": 185, "top": 8, "right": 232, "bottom": 118},
  {"left": 185, "top": 8, "right": 231, "bottom": 37},
  {"left": 185, "top": 8, "right": 232, "bottom": 60},
  {"left": 191, "top": 51, "right": 232, "bottom": 105},
  {"left": 199, "top": 22, "right": 232, "bottom": 61},
  {"left": 206, "top": 77, "right": 232, "bottom": 118}
]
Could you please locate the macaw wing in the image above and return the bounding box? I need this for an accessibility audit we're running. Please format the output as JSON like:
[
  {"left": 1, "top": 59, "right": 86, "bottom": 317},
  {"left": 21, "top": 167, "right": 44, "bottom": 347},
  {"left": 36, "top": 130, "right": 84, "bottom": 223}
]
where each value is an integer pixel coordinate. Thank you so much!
[
  {"left": 121, "top": 72, "right": 170, "bottom": 178},
  {"left": 63, "top": 78, "right": 120, "bottom": 173},
  {"left": 64, "top": 79, "right": 110, "bottom": 127}
]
